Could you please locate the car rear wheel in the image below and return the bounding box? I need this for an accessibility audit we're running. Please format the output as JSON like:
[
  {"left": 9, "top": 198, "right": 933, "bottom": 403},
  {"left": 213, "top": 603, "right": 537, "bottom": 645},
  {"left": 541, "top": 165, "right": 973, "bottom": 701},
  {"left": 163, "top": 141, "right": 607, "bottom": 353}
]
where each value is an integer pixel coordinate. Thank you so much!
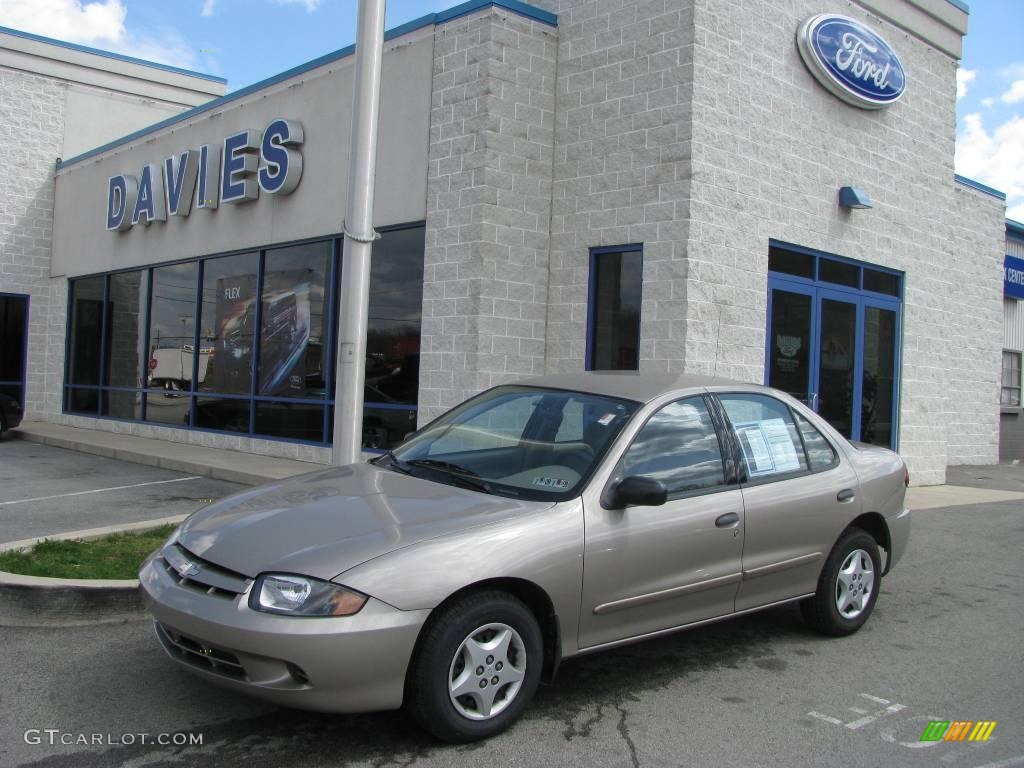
[
  {"left": 405, "top": 590, "right": 543, "bottom": 743},
  {"left": 800, "top": 529, "right": 881, "bottom": 637}
]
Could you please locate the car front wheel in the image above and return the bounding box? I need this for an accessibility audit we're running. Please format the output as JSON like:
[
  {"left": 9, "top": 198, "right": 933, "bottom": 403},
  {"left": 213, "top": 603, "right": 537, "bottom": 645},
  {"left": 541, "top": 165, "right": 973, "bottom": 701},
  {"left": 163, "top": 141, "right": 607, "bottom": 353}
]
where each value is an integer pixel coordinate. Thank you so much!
[
  {"left": 405, "top": 590, "right": 543, "bottom": 742},
  {"left": 801, "top": 528, "right": 881, "bottom": 637}
]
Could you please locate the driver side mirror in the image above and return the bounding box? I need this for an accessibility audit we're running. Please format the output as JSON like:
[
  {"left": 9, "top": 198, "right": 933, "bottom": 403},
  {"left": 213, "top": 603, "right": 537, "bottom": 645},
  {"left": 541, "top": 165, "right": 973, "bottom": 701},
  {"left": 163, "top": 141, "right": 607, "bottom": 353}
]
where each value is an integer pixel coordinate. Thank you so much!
[{"left": 604, "top": 476, "right": 668, "bottom": 509}]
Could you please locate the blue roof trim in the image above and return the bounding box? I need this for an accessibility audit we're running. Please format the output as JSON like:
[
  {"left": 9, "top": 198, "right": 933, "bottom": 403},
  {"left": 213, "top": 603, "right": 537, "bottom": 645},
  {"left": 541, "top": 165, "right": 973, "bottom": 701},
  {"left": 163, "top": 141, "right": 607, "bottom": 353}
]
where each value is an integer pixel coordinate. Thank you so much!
[
  {"left": 1008, "top": 219, "right": 1024, "bottom": 240},
  {"left": 0, "top": 24, "right": 226, "bottom": 84},
  {"left": 55, "top": 0, "right": 556, "bottom": 171},
  {"left": 945, "top": 0, "right": 969, "bottom": 13},
  {"left": 954, "top": 174, "right": 1007, "bottom": 201}
]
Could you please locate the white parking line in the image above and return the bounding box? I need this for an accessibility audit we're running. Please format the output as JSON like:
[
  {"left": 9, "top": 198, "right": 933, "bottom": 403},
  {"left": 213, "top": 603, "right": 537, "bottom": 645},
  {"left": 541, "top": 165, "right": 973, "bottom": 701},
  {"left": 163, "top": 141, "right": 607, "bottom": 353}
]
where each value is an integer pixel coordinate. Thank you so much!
[
  {"left": 0, "top": 476, "right": 202, "bottom": 506},
  {"left": 809, "top": 712, "right": 844, "bottom": 726}
]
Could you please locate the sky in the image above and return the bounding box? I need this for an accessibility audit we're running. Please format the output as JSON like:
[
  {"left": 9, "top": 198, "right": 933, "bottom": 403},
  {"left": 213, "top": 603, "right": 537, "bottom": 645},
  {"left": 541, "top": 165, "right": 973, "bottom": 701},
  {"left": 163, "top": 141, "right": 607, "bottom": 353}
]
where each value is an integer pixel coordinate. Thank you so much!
[{"left": 0, "top": 0, "right": 1021, "bottom": 221}]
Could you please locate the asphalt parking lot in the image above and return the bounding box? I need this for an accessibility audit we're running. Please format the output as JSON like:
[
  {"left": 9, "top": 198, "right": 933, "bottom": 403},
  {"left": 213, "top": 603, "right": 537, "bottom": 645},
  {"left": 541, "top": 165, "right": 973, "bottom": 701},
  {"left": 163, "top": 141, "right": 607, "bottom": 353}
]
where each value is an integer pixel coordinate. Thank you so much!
[
  {"left": 1, "top": 463, "right": 1021, "bottom": 768},
  {"left": 0, "top": 438, "right": 245, "bottom": 541}
]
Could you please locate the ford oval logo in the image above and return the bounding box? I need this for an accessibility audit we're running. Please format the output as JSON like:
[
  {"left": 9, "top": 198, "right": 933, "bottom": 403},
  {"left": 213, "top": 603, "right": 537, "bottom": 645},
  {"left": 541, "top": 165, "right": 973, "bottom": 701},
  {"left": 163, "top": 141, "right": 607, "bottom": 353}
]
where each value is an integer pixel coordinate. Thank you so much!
[{"left": 797, "top": 14, "right": 906, "bottom": 110}]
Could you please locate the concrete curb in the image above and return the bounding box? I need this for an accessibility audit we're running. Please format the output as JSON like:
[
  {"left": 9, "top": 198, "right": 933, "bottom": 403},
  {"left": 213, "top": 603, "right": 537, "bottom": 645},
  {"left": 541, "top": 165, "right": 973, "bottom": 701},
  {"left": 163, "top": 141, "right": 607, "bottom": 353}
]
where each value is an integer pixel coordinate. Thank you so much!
[
  {"left": 10, "top": 423, "right": 320, "bottom": 486},
  {"left": 0, "top": 516, "right": 186, "bottom": 627}
]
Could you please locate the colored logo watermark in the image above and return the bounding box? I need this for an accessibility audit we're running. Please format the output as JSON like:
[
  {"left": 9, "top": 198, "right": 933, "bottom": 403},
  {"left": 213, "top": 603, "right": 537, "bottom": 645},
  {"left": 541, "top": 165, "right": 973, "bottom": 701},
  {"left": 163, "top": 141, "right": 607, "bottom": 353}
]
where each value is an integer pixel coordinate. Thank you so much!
[{"left": 920, "top": 721, "right": 997, "bottom": 742}]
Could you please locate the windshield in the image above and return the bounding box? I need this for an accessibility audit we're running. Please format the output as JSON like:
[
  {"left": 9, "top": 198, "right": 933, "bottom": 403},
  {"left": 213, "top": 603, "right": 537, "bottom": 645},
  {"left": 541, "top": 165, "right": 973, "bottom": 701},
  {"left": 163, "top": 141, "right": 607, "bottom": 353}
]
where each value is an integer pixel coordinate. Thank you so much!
[{"left": 381, "top": 386, "right": 641, "bottom": 500}]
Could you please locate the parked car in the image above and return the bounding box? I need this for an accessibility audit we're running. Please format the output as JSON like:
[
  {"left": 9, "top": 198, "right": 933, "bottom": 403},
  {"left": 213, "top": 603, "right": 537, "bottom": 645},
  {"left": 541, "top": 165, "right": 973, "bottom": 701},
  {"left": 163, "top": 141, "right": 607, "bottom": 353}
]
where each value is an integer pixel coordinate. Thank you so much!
[
  {"left": 0, "top": 393, "right": 23, "bottom": 435},
  {"left": 140, "top": 373, "right": 910, "bottom": 742}
]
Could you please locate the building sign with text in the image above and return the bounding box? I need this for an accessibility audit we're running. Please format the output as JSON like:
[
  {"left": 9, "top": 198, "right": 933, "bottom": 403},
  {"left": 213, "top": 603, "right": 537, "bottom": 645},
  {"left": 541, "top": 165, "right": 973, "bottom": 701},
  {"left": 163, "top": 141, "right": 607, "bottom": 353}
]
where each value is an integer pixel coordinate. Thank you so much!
[{"left": 105, "top": 118, "right": 304, "bottom": 232}]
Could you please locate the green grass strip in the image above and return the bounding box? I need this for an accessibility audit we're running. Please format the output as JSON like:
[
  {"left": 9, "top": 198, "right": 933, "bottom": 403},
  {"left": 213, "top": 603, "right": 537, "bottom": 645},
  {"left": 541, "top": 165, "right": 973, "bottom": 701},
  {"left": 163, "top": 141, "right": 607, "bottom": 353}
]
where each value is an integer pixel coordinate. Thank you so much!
[{"left": 0, "top": 524, "right": 177, "bottom": 580}]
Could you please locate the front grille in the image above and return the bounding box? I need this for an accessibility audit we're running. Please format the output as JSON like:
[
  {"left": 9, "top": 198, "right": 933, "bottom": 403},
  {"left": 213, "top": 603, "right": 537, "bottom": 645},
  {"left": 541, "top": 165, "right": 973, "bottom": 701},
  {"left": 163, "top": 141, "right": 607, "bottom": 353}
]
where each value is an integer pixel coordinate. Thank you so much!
[
  {"left": 155, "top": 622, "right": 247, "bottom": 680},
  {"left": 160, "top": 543, "right": 250, "bottom": 599}
]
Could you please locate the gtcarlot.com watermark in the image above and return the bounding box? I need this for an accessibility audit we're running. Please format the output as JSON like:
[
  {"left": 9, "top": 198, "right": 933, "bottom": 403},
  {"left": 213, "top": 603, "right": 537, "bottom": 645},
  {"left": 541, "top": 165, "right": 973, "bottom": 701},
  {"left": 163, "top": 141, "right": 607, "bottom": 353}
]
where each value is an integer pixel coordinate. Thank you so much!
[{"left": 24, "top": 729, "right": 203, "bottom": 747}]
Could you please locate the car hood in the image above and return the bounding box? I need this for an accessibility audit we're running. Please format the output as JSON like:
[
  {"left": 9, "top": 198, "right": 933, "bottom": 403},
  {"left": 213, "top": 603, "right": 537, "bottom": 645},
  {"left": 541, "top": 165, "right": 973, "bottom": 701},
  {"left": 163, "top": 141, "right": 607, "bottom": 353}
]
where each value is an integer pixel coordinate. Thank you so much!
[{"left": 178, "top": 462, "right": 553, "bottom": 581}]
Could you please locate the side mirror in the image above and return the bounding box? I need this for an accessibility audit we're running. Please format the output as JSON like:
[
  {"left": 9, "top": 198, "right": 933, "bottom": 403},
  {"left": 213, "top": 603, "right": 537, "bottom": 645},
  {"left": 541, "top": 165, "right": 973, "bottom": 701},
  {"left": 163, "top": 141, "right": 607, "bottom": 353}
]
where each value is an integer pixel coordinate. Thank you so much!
[{"left": 605, "top": 476, "right": 668, "bottom": 509}]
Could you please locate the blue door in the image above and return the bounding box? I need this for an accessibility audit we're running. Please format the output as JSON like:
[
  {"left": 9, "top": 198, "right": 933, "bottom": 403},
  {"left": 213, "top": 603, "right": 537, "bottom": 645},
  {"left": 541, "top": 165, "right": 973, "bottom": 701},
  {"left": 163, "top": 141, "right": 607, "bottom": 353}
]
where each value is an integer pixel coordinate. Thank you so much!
[
  {"left": 0, "top": 293, "right": 29, "bottom": 409},
  {"left": 766, "top": 247, "right": 902, "bottom": 449}
]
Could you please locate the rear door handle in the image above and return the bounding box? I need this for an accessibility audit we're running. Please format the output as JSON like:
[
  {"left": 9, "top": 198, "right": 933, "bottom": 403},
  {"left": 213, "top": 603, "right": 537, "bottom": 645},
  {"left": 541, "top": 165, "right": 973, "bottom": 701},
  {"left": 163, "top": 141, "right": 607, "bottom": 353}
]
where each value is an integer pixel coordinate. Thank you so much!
[
  {"left": 837, "top": 488, "right": 856, "bottom": 502},
  {"left": 715, "top": 512, "right": 740, "bottom": 528}
]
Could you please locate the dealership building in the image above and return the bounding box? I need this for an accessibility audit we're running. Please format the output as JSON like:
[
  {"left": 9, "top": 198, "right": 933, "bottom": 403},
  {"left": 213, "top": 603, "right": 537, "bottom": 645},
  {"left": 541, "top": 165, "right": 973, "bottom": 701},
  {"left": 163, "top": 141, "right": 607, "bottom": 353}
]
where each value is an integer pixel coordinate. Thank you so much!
[{"left": 0, "top": 0, "right": 1014, "bottom": 485}]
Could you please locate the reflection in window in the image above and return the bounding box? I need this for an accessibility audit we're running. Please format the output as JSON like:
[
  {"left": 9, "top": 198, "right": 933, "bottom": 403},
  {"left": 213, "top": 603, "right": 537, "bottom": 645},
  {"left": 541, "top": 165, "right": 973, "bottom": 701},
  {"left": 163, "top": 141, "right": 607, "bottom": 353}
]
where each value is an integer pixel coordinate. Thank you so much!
[
  {"left": 794, "top": 412, "right": 837, "bottom": 471},
  {"left": 259, "top": 242, "right": 330, "bottom": 398},
  {"left": 0, "top": 295, "right": 27, "bottom": 405},
  {"left": 146, "top": 263, "right": 197, "bottom": 393},
  {"left": 588, "top": 247, "right": 642, "bottom": 371},
  {"left": 619, "top": 398, "right": 725, "bottom": 494},
  {"left": 104, "top": 270, "right": 148, "bottom": 394},
  {"left": 68, "top": 277, "right": 104, "bottom": 390},
  {"left": 720, "top": 394, "right": 808, "bottom": 479},
  {"left": 199, "top": 252, "right": 259, "bottom": 396},
  {"left": 364, "top": 226, "right": 426, "bottom": 408}
]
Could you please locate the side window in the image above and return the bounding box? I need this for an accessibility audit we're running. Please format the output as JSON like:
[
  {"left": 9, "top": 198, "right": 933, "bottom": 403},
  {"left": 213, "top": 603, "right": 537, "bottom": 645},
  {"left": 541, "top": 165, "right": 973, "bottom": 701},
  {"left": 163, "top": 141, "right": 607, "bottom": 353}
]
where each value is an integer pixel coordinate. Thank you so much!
[
  {"left": 719, "top": 394, "right": 809, "bottom": 480},
  {"left": 618, "top": 397, "right": 726, "bottom": 495},
  {"left": 794, "top": 411, "right": 838, "bottom": 470}
]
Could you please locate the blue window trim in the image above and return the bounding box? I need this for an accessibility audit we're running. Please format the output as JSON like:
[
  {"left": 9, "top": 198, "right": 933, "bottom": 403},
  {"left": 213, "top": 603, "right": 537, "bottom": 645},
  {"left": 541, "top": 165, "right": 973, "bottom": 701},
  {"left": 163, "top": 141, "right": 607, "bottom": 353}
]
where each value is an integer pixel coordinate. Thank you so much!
[
  {"left": 0, "top": 25, "right": 226, "bottom": 84},
  {"left": 766, "top": 242, "right": 903, "bottom": 451},
  {"left": 55, "top": 0, "right": 557, "bottom": 170},
  {"left": 0, "top": 291, "right": 29, "bottom": 408},
  {"left": 585, "top": 244, "right": 644, "bottom": 371},
  {"left": 64, "top": 225, "right": 424, "bottom": 447}
]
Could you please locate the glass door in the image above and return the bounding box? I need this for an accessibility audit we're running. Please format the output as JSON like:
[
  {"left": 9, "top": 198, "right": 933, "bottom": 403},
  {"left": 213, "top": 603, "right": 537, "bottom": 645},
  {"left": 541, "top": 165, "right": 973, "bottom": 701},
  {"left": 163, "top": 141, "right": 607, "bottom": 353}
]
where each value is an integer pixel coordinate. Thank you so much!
[
  {"left": 816, "top": 291, "right": 859, "bottom": 440},
  {"left": 766, "top": 277, "right": 900, "bottom": 449}
]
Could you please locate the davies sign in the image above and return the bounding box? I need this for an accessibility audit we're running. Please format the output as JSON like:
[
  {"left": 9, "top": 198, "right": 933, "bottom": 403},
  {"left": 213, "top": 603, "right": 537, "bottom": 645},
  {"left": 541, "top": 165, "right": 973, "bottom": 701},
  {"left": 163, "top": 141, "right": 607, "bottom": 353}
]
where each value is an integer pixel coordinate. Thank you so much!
[
  {"left": 797, "top": 14, "right": 906, "bottom": 110},
  {"left": 106, "top": 118, "right": 304, "bottom": 232}
]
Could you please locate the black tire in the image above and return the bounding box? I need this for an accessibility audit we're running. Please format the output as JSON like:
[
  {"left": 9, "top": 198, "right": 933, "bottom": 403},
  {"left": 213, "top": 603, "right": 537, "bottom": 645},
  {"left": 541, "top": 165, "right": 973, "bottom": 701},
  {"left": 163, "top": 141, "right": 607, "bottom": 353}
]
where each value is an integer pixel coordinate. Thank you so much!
[
  {"left": 405, "top": 590, "right": 543, "bottom": 743},
  {"left": 801, "top": 528, "right": 881, "bottom": 637}
]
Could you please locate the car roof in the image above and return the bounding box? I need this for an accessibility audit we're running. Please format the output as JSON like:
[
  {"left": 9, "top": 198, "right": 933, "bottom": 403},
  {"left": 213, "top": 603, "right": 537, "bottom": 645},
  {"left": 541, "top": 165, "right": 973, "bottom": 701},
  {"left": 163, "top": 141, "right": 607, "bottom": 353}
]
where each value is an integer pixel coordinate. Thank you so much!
[{"left": 504, "top": 371, "right": 752, "bottom": 404}]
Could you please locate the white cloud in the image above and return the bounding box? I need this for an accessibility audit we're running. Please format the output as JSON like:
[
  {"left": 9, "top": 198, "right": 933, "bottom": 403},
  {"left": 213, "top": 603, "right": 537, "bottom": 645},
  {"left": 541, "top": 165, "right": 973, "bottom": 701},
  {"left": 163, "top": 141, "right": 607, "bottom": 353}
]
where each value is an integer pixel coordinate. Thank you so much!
[
  {"left": 1009, "top": 202, "right": 1024, "bottom": 223},
  {"left": 0, "top": 0, "right": 201, "bottom": 70},
  {"left": 271, "top": 0, "right": 322, "bottom": 11},
  {"left": 957, "top": 68, "right": 976, "bottom": 100},
  {"left": 1000, "top": 80, "right": 1024, "bottom": 105},
  {"left": 201, "top": 0, "right": 215, "bottom": 16},
  {"left": 956, "top": 112, "right": 1024, "bottom": 219},
  {"left": 982, "top": 97, "right": 995, "bottom": 107}
]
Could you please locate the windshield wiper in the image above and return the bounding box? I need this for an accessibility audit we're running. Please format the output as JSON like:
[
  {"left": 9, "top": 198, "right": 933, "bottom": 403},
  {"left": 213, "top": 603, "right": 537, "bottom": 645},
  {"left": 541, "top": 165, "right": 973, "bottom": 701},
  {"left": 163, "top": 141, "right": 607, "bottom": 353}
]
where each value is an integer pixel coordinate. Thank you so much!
[
  {"left": 376, "top": 451, "right": 413, "bottom": 475},
  {"left": 404, "top": 459, "right": 493, "bottom": 494}
]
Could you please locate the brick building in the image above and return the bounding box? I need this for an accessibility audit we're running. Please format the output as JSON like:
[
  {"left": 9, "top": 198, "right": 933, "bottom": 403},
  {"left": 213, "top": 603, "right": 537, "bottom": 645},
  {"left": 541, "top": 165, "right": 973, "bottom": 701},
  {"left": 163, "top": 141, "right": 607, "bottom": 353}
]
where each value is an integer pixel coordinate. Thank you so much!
[{"left": 0, "top": 0, "right": 1013, "bottom": 485}]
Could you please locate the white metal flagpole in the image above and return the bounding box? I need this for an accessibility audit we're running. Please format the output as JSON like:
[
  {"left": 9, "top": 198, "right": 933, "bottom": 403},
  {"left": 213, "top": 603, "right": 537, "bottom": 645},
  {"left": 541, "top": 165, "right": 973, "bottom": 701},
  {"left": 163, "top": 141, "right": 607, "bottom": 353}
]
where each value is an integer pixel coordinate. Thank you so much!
[{"left": 332, "top": 0, "right": 387, "bottom": 465}]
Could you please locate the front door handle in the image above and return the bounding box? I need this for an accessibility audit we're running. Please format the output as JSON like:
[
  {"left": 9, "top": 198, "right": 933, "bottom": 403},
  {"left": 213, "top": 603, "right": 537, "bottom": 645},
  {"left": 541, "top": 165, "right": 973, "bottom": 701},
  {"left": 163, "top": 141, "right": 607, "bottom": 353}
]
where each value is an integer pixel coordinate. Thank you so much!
[
  {"left": 837, "top": 488, "right": 856, "bottom": 502},
  {"left": 715, "top": 512, "right": 740, "bottom": 528}
]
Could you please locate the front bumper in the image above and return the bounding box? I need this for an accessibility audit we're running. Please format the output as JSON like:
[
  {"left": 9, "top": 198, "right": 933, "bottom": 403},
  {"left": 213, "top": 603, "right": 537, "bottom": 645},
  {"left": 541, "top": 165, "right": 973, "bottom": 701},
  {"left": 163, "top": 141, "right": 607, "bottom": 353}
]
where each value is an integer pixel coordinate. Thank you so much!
[{"left": 138, "top": 551, "right": 430, "bottom": 713}]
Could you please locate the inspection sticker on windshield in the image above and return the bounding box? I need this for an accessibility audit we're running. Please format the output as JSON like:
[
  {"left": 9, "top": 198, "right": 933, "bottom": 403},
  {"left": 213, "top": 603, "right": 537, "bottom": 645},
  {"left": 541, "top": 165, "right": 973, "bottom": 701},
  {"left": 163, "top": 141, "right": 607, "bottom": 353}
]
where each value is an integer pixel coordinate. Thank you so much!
[
  {"left": 533, "top": 476, "right": 570, "bottom": 489},
  {"left": 598, "top": 413, "right": 616, "bottom": 426}
]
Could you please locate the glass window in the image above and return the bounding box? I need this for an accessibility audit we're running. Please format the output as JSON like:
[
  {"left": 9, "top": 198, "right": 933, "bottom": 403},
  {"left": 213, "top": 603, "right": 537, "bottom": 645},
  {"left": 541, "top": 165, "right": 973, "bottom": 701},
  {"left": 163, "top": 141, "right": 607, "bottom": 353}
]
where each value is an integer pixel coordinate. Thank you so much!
[
  {"left": 794, "top": 412, "right": 837, "bottom": 471},
  {"left": 589, "top": 247, "right": 642, "bottom": 371},
  {"left": 862, "top": 306, "right": 897, "bottom": 447},
  {"left": 199, "top": 252, "right": 259, "bottom": 396},
  {"left": 768, "top": 290, "right": 812, "bottom": 403},
  {"left": 864, "top": 269, "right": 900, "bottom": 297},
  {"left": 0, "top": 295, "right": 27, "bottom": 389},
  {"left": 819, "top": 259, "right": 859, "bottom": 288},
  {"left": 259, "top": 242, "right": 330, "bottom": 398},
  {"left": 1002, "top": 350, "right": 1022, "bottom": 407},
  {"left": 255, "top": 401, "right": 325, "bottom": 441},
  {"left": 719, "top": 393, "right": 809, "bottom": 480},
  {"left": 768, "top": 247, "right": 814, "bottom": 279},
  {"left": 617, "top": 398, "right": 726, "bottom": 495},
  {"left": 104, "top": 270, "right": 148, "bottom": 390},
  {"left": 146, "top": 263, "right": 197, "bottom": 394},
  {"left": 391, "top": 386, "right": 640, "bottom": 500},
  {"left": 67, "top": 277, "right": 105, "bottom": 389},
  {"left": 364, "top": 226, "right": 426, "bottom": 409}
]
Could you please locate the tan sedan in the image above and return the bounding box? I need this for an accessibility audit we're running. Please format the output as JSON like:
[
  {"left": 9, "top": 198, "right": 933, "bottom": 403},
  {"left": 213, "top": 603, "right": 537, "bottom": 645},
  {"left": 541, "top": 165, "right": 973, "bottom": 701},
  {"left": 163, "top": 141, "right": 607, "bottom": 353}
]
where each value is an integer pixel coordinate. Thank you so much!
[{"left": 140, "top": 372, "right": 910, "bottom": 742}]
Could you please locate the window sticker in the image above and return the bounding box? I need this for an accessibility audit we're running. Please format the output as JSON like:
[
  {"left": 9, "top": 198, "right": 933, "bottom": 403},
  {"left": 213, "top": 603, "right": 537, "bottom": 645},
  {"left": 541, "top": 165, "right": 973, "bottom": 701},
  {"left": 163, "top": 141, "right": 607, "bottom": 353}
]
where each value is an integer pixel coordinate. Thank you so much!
[
  {"left": 734, "top": 418, "right": 802, "bottom": 476},
  {"left": 597, "top": 413, "right": 617, "bottom": 426},
  {"left": 533, "top": 476, "right": 570, "bottom": 489}
]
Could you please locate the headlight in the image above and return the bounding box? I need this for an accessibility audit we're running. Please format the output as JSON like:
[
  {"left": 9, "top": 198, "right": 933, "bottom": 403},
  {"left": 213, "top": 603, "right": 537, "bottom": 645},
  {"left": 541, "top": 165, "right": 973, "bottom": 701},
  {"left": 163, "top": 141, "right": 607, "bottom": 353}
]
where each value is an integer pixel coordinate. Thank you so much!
[{"left": 249, "top": 574, "right": 368, "bottom": 617}]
